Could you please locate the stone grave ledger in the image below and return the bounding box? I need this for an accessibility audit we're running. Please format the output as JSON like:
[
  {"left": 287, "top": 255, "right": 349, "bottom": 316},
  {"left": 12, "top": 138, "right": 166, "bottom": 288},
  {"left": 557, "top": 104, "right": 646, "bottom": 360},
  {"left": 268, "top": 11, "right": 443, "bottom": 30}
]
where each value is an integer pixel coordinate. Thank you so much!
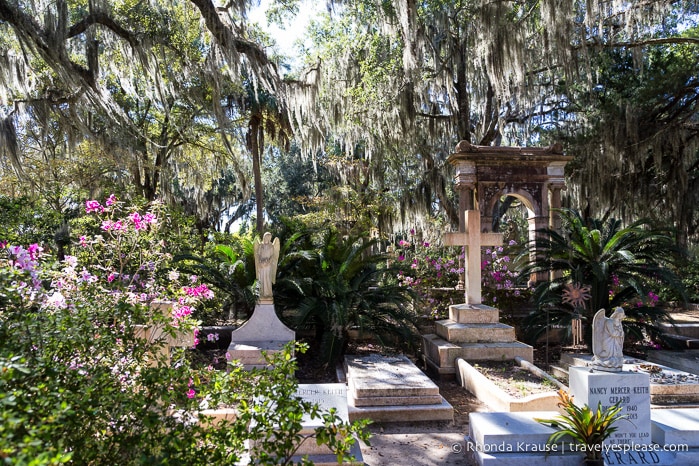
[
  {"left": 345, "top": 354, "right": 453, "bottom": 422},
  {"left": 569, "top": 366, "right": 651, "bottom": 446},
  {"left": 252, "top": 383, "right": 363, "bottom": 466}
]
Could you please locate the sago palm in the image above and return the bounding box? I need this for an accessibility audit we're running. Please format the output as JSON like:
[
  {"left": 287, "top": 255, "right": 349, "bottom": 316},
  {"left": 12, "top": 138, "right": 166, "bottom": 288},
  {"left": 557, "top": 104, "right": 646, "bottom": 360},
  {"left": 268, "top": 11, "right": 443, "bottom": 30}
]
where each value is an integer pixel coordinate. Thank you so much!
[
  {"left": 277, "top": 230, "right": 418, "bottom": 366},
  {"left": 521, "top": 208, "right": 684, "bottom": 349}
]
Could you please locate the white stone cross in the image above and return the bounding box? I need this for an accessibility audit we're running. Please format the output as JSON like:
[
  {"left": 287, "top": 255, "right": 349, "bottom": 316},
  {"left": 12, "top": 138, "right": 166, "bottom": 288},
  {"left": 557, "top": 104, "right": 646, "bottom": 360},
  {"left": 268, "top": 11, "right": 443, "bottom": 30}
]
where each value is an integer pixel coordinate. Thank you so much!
[{"left": 444, "top": 210, "right": 503, "bottom": 305}]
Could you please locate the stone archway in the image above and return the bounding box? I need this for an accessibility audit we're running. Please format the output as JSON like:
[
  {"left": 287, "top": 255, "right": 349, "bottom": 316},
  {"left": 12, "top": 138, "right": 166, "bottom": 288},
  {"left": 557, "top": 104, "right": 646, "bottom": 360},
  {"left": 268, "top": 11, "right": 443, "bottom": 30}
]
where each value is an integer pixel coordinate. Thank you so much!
[
  {"left": 448, "top": 140, "right": 572, "bottom": 238},
  {"left": 444, "top": 141, "right": 573, "bottom": 304}
]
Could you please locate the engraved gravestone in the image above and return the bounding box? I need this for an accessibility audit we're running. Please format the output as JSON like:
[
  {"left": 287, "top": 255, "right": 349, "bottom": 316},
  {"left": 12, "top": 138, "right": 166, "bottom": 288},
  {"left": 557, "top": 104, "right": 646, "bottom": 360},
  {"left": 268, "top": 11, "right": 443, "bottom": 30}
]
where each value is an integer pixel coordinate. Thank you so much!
[
  {"left": 569, "top": 308, "right": 651, "bottom": 446},
  {"left": 570, "top": 367, "right": 651, "bottom": 446}
]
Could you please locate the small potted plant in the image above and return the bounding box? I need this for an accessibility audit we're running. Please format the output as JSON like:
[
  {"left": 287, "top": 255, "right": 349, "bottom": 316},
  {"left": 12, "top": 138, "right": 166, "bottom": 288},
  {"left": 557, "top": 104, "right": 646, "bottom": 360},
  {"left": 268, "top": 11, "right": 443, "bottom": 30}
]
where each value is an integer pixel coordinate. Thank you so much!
[{"left": 536, "top": 389, "right": 626, "bottom": 466}]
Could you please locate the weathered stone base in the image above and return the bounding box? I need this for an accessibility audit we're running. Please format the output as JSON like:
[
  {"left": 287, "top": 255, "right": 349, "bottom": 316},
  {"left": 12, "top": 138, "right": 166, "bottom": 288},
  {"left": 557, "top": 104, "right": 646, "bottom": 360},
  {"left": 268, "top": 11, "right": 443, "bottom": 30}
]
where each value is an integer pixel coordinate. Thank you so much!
[
  {"left": 227, "top": 340, "right": 290, "bottom": 369},
  {"left": 227, "top": 303, "right": 295, "bottom": 370},
  {"left": 422, "top": 333, "right": 533, "bottom": 378},
  {"left": 435, "top": 320, "right": 516, "bottom": 343}
]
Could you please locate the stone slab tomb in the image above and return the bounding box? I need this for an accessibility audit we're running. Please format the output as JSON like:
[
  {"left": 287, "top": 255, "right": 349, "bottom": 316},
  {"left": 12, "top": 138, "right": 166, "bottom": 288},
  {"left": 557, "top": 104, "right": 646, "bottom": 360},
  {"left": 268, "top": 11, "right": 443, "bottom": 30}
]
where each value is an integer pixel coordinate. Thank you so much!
[
  {"left": 344, "top": 354, "right": 453, "bottom": 422},
  {"left": 570, "top": 366, "right": 652, "bottom": 446},
  {"left": 291, "top": 383, "right": 364, "bottom": 465},
  {"left": 558, "top": 353, "right": 699, "bottom": 405}
]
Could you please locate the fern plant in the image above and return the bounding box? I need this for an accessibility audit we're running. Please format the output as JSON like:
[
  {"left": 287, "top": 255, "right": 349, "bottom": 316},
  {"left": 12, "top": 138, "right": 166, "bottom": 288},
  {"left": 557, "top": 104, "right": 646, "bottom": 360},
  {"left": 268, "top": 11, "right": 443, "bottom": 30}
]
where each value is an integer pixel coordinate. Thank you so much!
[{"left": 277, "top": 230, "right": 418, "bottom": 365}]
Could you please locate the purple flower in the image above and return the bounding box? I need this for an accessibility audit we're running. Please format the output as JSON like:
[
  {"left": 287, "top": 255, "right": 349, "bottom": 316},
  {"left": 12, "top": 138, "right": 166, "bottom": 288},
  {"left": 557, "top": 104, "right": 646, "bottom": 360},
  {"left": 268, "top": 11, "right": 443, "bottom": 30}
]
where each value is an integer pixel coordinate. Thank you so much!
[
  {"left": 398, "top": 255, "right": 405, "bottom": 261},
  {"left": 105, "top": 194, "right": 117, "bottom": 206},
  {"left": 186, "top": 388, "right": 196, "bottom": 399}
]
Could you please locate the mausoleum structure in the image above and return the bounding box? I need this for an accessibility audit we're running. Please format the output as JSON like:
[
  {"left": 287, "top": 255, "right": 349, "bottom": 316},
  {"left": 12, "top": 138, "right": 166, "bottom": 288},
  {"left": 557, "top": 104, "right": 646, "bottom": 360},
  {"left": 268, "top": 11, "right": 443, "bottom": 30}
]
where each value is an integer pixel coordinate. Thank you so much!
[{"left": 423, "top": 141, "right": 572, "bottom": 378}]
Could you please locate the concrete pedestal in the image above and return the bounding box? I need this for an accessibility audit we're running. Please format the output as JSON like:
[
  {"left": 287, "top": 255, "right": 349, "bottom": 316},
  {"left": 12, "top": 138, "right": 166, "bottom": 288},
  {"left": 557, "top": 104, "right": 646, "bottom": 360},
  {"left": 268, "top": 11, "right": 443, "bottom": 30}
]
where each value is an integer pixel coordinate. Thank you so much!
[{"left": 227, "top": 303, "right": 294, "bottom": 369}]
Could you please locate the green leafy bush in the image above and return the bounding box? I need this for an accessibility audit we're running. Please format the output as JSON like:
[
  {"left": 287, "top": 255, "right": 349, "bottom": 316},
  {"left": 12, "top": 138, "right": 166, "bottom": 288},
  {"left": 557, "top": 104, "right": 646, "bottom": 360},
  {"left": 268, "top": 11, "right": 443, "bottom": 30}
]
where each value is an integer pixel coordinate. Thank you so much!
[{"left": 278, "top": 229, "right": 417, "bottom": 365}]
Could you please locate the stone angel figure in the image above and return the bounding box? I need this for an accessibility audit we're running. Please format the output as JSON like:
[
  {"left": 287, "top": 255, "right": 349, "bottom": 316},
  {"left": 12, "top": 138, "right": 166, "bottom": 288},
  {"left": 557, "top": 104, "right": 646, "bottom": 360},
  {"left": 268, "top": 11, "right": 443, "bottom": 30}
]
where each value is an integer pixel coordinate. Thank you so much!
[
  {"left": 591, "top": 307, "right": 626, "bottom": 372},
  {"left": 254, "top": 232, "right": 280, "bottom": 303}
]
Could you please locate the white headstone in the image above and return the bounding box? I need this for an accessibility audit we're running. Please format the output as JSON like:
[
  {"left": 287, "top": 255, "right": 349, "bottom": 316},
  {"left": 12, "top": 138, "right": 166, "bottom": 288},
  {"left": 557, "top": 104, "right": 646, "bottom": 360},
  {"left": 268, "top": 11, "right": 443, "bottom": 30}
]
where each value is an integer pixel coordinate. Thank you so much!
[{"left": 569, "top": 366, "right": 651, "bottom": 446}]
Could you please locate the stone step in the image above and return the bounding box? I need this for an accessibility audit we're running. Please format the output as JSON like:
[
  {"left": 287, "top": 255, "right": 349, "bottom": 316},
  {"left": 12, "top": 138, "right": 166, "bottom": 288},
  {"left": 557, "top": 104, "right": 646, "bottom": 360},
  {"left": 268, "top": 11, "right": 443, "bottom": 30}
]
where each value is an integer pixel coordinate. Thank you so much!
[
  {"left": 348, "top": 389, "right": 443, "bottom": 407},
  {"left": 423, "top": 334, "right": 534, "bottom": 372},
  {"left": 664, "top": 333, "right": 699, "bottom": 349},
  {"left": 348, "top": 397, "right": 454, "bottom": 423},
  {"left": 435, "top": 321, "right": 516, "bottom": 343},
  {"left": 449, "top": 303, "right": 500, "bottom": 324},
  {"left": 549, "top": 364, "right": 569, "bottom": 381}
]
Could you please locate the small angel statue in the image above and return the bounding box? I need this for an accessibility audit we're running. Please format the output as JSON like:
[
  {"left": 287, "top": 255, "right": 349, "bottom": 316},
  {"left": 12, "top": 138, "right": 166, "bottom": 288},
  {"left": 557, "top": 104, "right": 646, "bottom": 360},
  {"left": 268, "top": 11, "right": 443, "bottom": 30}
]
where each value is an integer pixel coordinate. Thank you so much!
[
  {"left": 591, "top": 307, "right": 626, "bottom": 372},
  {"left": 254, "top": 232, "right": 280, "bottom": 303}
]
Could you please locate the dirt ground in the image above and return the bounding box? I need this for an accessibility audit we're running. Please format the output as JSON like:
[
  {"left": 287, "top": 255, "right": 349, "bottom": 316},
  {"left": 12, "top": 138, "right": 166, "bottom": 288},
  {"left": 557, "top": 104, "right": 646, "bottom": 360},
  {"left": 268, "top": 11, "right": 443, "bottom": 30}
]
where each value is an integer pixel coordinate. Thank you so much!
[{"left": 357, "top": 378, "right": 487, "bottom": 465}]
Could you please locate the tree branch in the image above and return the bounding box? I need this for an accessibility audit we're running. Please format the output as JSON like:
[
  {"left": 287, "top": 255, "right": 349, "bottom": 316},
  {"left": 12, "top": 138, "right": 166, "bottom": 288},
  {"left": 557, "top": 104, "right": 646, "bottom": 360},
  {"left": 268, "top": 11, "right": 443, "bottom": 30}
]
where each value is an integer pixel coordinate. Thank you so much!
[
  {"left": 67, "top": 12, "right": 139, "bottom": 48},
  {"left": 188, "top": 0, "right": 278, "bottom": 78}
]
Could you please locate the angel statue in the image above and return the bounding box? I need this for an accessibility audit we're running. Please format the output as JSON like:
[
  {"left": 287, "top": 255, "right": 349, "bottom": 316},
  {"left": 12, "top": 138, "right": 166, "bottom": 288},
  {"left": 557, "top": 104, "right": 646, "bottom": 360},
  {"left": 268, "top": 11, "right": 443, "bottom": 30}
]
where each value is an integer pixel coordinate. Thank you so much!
[
  {"left": 254, "top": 232, "right": 280, "bottom": 303},
  {"left": 591, "top": 307, "right": 626, "bottom": 372}
]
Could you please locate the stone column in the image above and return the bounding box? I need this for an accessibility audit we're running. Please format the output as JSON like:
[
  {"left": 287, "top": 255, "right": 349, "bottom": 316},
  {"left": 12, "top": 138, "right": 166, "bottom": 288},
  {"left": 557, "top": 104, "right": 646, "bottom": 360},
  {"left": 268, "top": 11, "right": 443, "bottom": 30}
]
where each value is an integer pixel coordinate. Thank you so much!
[
  {"left": 547, "top": 161, "right": 567, "bottom": 232},
  {"left": 452, "top": 160, "right": 476, "bottom": 291}
]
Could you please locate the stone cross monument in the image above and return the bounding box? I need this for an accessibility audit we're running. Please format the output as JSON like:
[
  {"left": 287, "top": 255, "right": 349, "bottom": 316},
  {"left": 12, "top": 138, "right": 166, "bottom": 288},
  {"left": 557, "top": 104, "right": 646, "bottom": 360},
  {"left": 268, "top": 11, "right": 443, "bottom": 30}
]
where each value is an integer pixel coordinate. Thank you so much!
[{"left": 445, "top": 211, "right": 502, "bottom": 304}]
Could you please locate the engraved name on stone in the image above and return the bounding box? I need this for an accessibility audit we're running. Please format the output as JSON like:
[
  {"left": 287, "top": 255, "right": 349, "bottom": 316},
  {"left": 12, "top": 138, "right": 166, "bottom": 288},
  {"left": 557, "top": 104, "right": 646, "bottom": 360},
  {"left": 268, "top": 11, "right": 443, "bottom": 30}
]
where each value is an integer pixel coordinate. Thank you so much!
[{"left": 587, "top": 383, "right": 651, "bottom": 445}]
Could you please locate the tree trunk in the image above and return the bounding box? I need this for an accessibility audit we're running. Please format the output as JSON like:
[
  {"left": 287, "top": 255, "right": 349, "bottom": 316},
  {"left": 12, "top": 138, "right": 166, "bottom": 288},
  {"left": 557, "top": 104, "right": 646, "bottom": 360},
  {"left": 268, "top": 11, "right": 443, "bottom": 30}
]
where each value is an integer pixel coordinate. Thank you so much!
[{"left": 249, "top": 115, "right": 264, "bottom": 234}]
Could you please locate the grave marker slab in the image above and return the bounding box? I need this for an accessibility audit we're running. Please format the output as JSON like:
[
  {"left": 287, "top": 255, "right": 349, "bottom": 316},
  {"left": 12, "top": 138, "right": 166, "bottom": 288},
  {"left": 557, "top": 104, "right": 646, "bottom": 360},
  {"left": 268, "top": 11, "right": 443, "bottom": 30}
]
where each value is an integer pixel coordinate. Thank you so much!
[
  {"left": 277, "top": 383, "right": 363, "bottom": 465},
  {"left": 344, "top": 354, "right": 453, "bottom": 422},
  {"left": 569, "top": 366, "right": 651, "bottom": 446}
]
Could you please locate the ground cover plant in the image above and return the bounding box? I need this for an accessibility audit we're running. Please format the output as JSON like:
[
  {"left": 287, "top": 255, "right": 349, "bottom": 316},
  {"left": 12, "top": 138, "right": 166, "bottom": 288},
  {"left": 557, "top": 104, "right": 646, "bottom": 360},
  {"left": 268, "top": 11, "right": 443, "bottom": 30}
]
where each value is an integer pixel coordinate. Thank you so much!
[{"left": 0, "top": 195, "right": 368, "bottom": 465}]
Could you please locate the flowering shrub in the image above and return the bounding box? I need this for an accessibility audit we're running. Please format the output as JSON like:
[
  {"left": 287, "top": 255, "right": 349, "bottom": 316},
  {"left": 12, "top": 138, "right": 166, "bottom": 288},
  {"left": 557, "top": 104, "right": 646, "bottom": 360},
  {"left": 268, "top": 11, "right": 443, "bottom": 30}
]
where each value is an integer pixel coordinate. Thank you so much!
[
  {"left": 391, "top": 231, "right": 464, "bottom": 319},
  {"left": 392, "top": 231, "right": 531, "bottom": 319},
  {"left": 481, "top": 241, "right": 532, "bottom": 311},
  {"left": 0, "top": 195, "right": 366, "bottom": 464}
]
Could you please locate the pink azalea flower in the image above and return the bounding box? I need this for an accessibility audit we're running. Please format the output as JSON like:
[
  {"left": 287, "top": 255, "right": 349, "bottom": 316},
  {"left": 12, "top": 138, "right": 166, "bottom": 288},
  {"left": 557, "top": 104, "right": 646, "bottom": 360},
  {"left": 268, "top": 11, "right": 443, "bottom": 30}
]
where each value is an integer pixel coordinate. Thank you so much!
[
  {"left": 85, "top": 200, "right": 104, "bottom": 213},
  {"left": 186, "top": 388, "right": 196, "bottom": 399}
]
